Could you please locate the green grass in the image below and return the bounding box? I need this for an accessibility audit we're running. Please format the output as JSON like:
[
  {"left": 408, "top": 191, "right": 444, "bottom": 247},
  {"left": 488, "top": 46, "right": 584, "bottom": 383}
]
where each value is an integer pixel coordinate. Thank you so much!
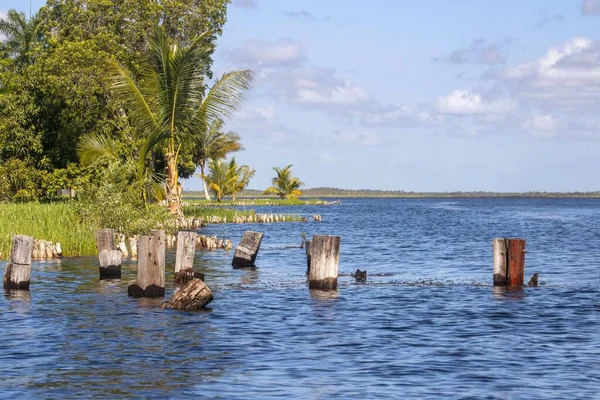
[
  {"left": 182, "top": 205, "right": 255, "bottom": 219},
  {"left": 0, "top": 202, "right": 96, "bottom": 259}
]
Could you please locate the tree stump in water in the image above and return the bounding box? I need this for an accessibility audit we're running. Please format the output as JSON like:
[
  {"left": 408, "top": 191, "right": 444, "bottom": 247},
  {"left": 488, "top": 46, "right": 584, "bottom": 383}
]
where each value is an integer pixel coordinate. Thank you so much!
[
  {"left": 232, "top": 231, "right": 263, "bottom": 268},
  {"left": 99, "top": 249, "right": 122, "bottom": 279},
  {"left": 161, "top": 278, "right": 213, "bottom": 310},
  {"left": 175, "top": 231, "right": 197, "bottom": 274},
  {"left": 3, "top": 235, "right": 34, "bottom": 290},
  {"left": 493, "top": 238, "right": 526, "bottom": 287},
  {"left": 128, "top": 230, "right": 165, "bottom": 297},
  {"left": 309, "top": 235, "right": 340, "bottom": 290}
]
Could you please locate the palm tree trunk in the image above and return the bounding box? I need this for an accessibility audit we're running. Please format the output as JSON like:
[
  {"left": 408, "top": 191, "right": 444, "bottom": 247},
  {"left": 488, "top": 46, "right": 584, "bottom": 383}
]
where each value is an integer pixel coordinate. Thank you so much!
[
  {"left": 165, "top": 152, "right": 180, "bottom": 215},
  {"left": 200, "top": 162, "right": 211, "bottom": 200}
]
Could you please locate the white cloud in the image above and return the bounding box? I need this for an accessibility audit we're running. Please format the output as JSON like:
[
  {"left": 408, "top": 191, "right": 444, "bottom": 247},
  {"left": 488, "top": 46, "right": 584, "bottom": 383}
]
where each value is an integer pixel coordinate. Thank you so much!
[
  {"left": 295, "top": 82, "right": 371, "bottom": 108},
  {"left": 500, "top": 38, "right": 600, "bottom": 113},
  {"left": 227, "top": 39, "right": 306, "bottom": 68},
  {"left": 360, "top": 106, "right": 445, "bottom": 127},
  {"left": 522, "top": 114, "right": 560, "bottom": 137},
  {"left": 230, "top": 105, "right": 276, "bottom": 128},
  {"left": 435, "top": 90, "right": 517, "bottom": 115}
]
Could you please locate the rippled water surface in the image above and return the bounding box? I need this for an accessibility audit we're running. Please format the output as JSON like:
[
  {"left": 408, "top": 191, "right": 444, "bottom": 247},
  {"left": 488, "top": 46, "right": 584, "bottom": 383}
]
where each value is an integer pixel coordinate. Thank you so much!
[{"left": 1, "top": 198, "right": 599, "bottom": 399}]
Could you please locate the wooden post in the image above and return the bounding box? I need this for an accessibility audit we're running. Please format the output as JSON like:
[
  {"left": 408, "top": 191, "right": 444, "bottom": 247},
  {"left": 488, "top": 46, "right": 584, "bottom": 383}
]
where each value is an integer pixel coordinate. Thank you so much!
[
  {"left": 175, "top": 231, "right": 198, "bottom": 274},
  {"left": 305, "top": 240, "right": 312, "bottom": 275},
  {"left": 96, "top": 228, "right": 114, "bottom": 253},
  {"left": 96, "top": 228, "right": 119, "bottom": 279},
  {"left": 232, "top": 231, "right": 263, "bottom": 268},
  {"left": 3, "top": 235, "right": 34, "bottom": 290},
  {"left": 128, "top": 229, "right": 165, "bottom": 297},
  {"left": 99, "top": 249, "right": 122, "bottom": 279},
  {"left": 308, "top": 235, "right": 340, "bottom": 290},
  {"left": 161, "top": 278, "right": 213, "bottom": 310},
  {"left": 493, "top": 238, "right": 525, "bottom": 287}
]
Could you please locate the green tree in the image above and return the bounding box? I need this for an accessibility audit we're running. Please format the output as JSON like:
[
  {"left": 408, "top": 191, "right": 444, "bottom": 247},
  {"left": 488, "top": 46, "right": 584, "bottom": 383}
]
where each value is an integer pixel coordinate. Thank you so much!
[
  {"left": 102, "top": 26, "right": 253, "bottom": 214},
  {"left": 203, "top": 157, "right": 254, "bottom": 201},
  {"left": 264, "top": 165, "right": 304, "bottom": 199},
  {"left": 226, "top": 157, "right": 255, "bottom": 201},
  {"left": 0, "top": 9, "right": 40, "bottom": 68},
  {"left": 0, "top": 0, "right": 232, "bottom": 202},
  {"left": 192, "top": 119, "right": 243, "bottom": 200}
]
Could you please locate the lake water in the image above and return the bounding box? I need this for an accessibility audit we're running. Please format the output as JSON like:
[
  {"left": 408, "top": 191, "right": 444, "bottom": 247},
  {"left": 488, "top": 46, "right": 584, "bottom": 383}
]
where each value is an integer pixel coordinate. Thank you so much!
[{"left": 1, "top": 198, "right": 599, "bottom": 399}]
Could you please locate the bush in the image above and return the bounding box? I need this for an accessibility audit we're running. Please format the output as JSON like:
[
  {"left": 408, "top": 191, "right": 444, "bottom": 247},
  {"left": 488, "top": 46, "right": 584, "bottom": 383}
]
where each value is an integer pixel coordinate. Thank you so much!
[{"left": 75, "top": 161, "right": 174, "bottom": 236}]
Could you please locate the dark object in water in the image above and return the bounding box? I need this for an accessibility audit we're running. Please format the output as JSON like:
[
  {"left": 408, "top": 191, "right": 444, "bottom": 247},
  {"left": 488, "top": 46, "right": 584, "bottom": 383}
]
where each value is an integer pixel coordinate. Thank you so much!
[
  {"left": 352, "top": 269, "right": 367, "bottom": 282},
  {"left": 527, "top": 273, "right": 538, "bottom": 287}
]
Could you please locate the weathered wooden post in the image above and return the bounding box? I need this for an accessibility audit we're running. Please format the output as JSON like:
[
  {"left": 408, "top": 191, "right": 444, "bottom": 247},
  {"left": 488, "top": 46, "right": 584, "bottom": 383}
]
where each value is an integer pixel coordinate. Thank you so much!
[
  {"left": 97, "top": 228, "right": 121, "bottom": 279},
  {"left": 161, "top": 278, "right": 213, "bottom": 310},
  {"left": 99, "top": 249, "right": 122, "bottom": 279},
  {"left": 232, "top": 231, "right": 264, "bottom": 268},
  {"left": 308, "top": 235, "right": 340, "bottom": 290},
  {"left": 3, "top": 235, "right": 34, "bottom": 290},
  {"left": 128, "top": 229, "right": 165, "bottom": 297},
  {"left": 493, "top": 238, "right": 525, "bottom": 287},
  {"left": 175, "top": 231, "right": 198, "bottom": 274},
  {"left": 305, "top": 240, "right": 312, "bottom": 274}
]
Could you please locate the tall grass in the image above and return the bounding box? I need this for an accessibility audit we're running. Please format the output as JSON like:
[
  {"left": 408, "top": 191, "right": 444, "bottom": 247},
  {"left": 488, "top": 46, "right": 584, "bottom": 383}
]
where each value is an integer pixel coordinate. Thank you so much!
[
  {"left": 0, "top": 202, "right": 96, "bottom": 259},
  {"left": 182, "top": 205, "right": 255, "bottom": 219}
]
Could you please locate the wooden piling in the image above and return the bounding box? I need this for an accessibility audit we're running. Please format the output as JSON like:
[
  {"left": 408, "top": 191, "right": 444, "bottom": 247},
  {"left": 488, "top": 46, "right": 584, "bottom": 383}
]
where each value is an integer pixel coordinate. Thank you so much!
[
  {"left": 493, "top": 238, "right": 525, "bottom": 287},
  {"left": 99, "top": 249, "right": 122, "bottom": 279},
  {"left": 128, "top": 230, "right": 165, "bottom": 297},
  {"left": 308, "top": 235, "right": 340, "bottom": 290},
  {"left": 232, "top": 231, "right": 264, "bottom": 268},
  {"left": 96, "top": 228, "right": 115, "bottom": 253},
  {"left": 175, "top": 231, "right": 198, "bottom": 274},
  {"left": 3, "top": 235, "right": 34, "bottom": 290},
  {"left": 97, "top": 228, "right": 120, "bottom": 279}
]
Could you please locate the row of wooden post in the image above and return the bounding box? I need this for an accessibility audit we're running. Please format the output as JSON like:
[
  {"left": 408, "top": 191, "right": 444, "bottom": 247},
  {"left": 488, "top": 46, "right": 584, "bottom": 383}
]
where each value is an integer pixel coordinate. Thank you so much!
[{"left": 3, "top": 233, "right": 531, "bottom": 296}]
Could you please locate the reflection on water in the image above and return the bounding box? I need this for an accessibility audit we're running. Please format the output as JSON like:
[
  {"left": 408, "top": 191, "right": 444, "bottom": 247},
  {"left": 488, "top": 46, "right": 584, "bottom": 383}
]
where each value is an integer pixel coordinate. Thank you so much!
[{"left": 0, "top": 198, "right": 599, "bottom": 398}]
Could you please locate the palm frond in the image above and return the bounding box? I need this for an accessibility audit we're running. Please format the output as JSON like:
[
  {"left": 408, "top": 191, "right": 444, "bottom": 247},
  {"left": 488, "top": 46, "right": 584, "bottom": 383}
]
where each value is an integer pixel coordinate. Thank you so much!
[
  {"left": 197, "top": 70, "right": 255, "bottom": 127},
  {"left": 77, "top": 132, "right": 120, "bottom": 166},
  {"left": 107, "top": 60, "right": 159, "bottom": 135}
]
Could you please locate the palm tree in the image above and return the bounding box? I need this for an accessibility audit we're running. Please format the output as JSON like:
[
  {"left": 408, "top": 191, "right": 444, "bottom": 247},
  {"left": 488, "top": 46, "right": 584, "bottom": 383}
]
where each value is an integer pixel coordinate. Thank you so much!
[
  {"left": 79, "top": 26, "right": 253, "bottom": 214},
  {"left": 192, "top": 119, "right": 243, "bottom": 200},
  {"left": 203, "top": 157, "right": 254, "bottom": 201},
  {"left": 264, "top": 164, "right": 303, "bottom": 199},
  {"left": 0, "top": 9, "right": 39, "bottom": 67},
  {"left": 227, "top": 157, "right": 255, "bottom": 201}
]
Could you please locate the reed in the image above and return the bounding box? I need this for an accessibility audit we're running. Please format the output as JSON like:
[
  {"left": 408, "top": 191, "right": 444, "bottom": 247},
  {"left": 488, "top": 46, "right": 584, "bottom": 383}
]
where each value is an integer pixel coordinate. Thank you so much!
[
  {"left": 182, "top": 205, "right": 255, "bottom": 220},
  {"left": 0, "top": 202, "right": 96, "bottom": 259}
]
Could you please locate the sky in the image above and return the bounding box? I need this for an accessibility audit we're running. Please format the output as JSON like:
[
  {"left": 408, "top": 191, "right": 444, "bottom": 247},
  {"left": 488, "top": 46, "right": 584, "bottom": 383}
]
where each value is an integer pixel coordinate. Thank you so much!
[{"left": 4, "top": 0, "right": 600, "bottom": 192}]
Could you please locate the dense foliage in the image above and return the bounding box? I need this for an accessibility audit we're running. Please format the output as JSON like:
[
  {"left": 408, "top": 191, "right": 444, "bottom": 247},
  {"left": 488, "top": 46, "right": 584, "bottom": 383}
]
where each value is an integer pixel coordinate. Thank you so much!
[{"left": 0, "top": 0, "right": 231, "bottom": 203}]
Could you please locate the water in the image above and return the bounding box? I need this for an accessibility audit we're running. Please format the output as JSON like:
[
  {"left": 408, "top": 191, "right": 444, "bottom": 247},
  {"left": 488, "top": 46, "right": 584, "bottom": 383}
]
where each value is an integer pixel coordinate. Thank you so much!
[{"left": 1, "top": 198, "right": 599, "bottom": 399}]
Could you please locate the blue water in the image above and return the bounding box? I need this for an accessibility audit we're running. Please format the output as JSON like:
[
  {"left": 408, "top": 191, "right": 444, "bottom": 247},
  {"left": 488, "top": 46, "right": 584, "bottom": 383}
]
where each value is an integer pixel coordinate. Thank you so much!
[{"left": 1, "top": 198, "right": 599, "bottom": 399}]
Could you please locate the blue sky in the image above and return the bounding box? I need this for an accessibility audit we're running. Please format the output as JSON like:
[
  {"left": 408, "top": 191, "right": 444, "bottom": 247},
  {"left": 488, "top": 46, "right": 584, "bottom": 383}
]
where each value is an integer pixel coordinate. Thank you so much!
[{"left": 4, "top": 0, "right": 600, "bottom": 192}]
